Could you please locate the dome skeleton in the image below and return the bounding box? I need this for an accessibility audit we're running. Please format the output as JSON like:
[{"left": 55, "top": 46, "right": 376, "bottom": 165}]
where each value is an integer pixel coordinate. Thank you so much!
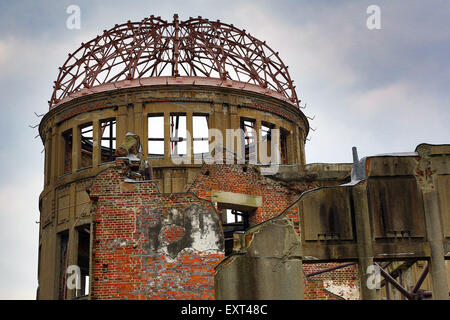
[{"left": 50, "top": 14, "right": 300, "bottom": 109}]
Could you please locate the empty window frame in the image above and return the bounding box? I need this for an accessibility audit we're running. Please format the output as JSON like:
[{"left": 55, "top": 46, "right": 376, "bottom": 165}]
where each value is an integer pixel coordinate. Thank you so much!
[
  {"left": 221, "top": 208, "right": 250, "bottom": 256},
  {"left": 280, "top": 128, "right": 289, "bottom": 164},
  {"left": 76, "top": 225, "right": 91, "bottom": 298},
  {"left": 261, "top": 122, "right": 274, "bottom": 141},
  {"left": 193, "top": 114, "right": 209, "bottom": 159},
  {"left": 148, "top": 115, "right": 164, "bottom": 158},
  {"left": 79, "top": 123, "right": 93, "bottom": 168},
  {"left": 100, "top": 119, "right": 116, "bottom": 163},
  {"left": 240, "top": 118, "right": 256, "bottom": 162},
  {"left": 170, "top": 114, "right": 187, "bottom": 156},
  {"left": 62, "top": 129, "right": 73, "bottom": 174},
  {"left": 260, "top": 122, "right": 274, "bottom": 161}
]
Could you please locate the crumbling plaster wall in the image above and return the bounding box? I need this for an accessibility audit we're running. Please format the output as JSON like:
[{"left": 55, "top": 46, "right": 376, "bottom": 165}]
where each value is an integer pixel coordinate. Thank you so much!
[{"left": 88, "top": 161, "right": 224, "bottom": 299}]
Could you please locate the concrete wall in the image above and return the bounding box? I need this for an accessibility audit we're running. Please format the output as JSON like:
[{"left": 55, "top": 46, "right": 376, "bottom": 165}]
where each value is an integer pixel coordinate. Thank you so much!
[{"left": 215, "top": 215, "right": 304, "bottom": 300}]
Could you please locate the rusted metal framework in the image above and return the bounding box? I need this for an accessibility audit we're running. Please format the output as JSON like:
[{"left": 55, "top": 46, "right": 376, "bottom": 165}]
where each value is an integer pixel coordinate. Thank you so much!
[
  {"left": 50, "top": 14, "right": 300, "bottom": 109},
  {"left": 305, "top": 261, "right": 445, "bottom": 300}
]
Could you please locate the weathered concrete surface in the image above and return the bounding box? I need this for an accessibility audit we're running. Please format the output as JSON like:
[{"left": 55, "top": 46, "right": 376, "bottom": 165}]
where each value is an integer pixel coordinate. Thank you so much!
[
  {"left": 215, "top": 215, "right": 304, "bottom": 300},
  {"left": 296, "top": 144, "right": 450, "bottom": 300},
  {"left": 271, "top": 163, "right": 352, "bottom": 183},
  {"left": 211, "top": 190, "right": 262, "bottom": 209},
  {"left": 414, "top": 144, "right": 450, "bottom": 300}
]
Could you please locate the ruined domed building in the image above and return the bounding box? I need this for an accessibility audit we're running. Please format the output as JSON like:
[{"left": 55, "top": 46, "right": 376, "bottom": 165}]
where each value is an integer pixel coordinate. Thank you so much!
[{"left": 37, "top": 15, "right": 449, "bottom": 300}]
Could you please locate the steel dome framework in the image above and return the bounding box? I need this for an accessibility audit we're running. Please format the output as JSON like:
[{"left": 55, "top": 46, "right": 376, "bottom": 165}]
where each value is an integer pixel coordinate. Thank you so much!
[{"left": 50, "top": 14, "right": 300, "bottom": 109}]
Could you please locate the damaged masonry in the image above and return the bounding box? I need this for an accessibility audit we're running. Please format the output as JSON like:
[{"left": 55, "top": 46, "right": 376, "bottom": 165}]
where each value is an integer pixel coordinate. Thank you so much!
[{"left": 37, "top": 14, "right": 450, "bottom": 300}]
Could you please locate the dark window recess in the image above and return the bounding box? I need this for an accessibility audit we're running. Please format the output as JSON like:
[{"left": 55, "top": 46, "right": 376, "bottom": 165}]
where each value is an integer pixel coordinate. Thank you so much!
[
  {"left": 58, "top": 231, "right": 69, "bottom": 300},
  {"left": 280, "top": 128, "right": 288, "bottom": 164},
  {"left": 193, "top": 115, "right": 209, "bottom": 160},
  {"left": 80, "top": 124, "right": 93, "bottom": 168},
  {"left": 240, "top": 119, "right": 256, "bottom": 162},
  {"left": 100, "top": 119, "right": 116, "bottom": 163},
  {"left": 62, "top": 130, "right": 72, "bottom": 174},
  {"left": 170, "top": 114, "right": 186, "bottom": 156},
  {"left": 76, "top": 225, "right": 91, "bottom": 298},
  {"left": 221, "top": 209, "right": 249, "bottom": 256},
  {"left": 148, "top": 115, "right": 164, "bottom": 158}
]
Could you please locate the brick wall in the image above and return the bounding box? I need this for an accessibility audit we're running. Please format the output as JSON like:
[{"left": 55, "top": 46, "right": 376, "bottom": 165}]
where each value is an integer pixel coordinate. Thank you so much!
[
  {"left": 303, "top": 263, "right": 360, "bottom": 300},
  {"left": 187, "top": 164, "right": 311, "bottom": 226},
  {"left": 89, "top": 161, "right": 359, "bottom": 300},
  {"left": 89, "top": 163, "right": 224, "bottom": 299},
  {"left": 187, "top": 163, "right": 359, "bottom": 300}
]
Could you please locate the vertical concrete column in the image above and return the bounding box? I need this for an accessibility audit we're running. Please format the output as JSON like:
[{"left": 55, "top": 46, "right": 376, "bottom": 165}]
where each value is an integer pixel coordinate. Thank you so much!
[
  {"left": 88, "top": 221, "right": 94, "bottom": 299},
  {"left": 293, "top": 126, "right": 301, "bottom": 165},
  {"left": 352, "top": 182, "right": 378, "bottom": 300},
  {"left": 299, "top": 129, "right": 306, "bottom": 165},
  {"left": 209, "top": 103, "right": 223, "bottom": 158},
  {"left": 116, "top": 105, "right": 128, "bottom": 147},
  {"left": 163, "top": 169, "right": 171, "bottom": 193},
  {"left": 416, "top": 145, "right": 449, "bottom": 300},
  {"left": 92, "top": 120, "right": 100, "bottom": 169},
  {"left": 66, "top": 226, "right": 79, "bottom": 299},
  {"left": 41, "top": 225, "right": 58, "bottom": 299},
  {"left": 255, "top": 118, "right": 261, "bottom": 164},
  {"left": 208, "top": 104, "right": 216, "bottom": 157},
  {"left": 50, "top": 126, "right": 59, "bottom": 182},
  {"left": 72, "top": 126, "right": 80, "bottom": 172},
  {"left": 273, "top": 124, "right": 280, "bottom": 164},
  {"left": 229, "top": 105, "right": 242, "bottom": 160},
  {"left": 44, "top": 130, "right": 51, "bottom": 186},
  {"left": 287, "top": 129, "right": 294, "bottom": 164},
  {"left": 57, "top": 127, "right": 65, "bottom": 176},
  {"left": 134, "top": 102, "right": 144, "bottom": 152},
  {"left": 422, "top": 189, "right": 448, "bottom": 299},
  {"left": 164, "top": 112, "right": 170, "bottom": 160},
  {"left": 186, "top": 111, "right": 193, "bottom": 162},
  {"left": 127, "top": 104, "right": 135, "bottom": 134}
]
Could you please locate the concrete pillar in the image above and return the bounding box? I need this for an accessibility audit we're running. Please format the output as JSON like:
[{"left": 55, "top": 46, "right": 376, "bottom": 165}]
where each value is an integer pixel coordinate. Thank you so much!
[
  {"left": 416, "top": 144, "right": 449, "bottom": 300},
  {"left": 186, "top": 111, "right": 193, "bottom": 162},
  {"left": 164, "top": 112, "right": 170, "bottom": 160},
  {"left": 127, "top": 104, "right": 135, "bottom": 134},
  {"left": 133, "top": 102, "right": 144, "bottom": 150},
  {"left": 72, "top": 126, "right": 80, "bottom": 172},
  {"left": 299, "top": 128, "right": 306, "bottom": 165},
  {"left": 422, "top": 189, "right": 449, "bottom": 299},
  {"left": 116, "top": 105, "right": 128, "bottom": 147},
  {"left": 44, "top": 130, "right": 52, "bottom": 186},
  {"left": 293, "top": 126, "right": 302, "bottom": 165},
  {"left": 229, "top": 105, "right": 242, "bottom": 160},
  {"left": 57, "top": 127, "right": 66, "bottom": 176},
  {"left": 50, "top": 126, "right": 58, "bottom": 182},
  {"left": 163, "top": 169, "right": 171, "bottom": 193},
  {"left": 352, "top": 182, "right": 378, "bottom": 300},
  {"left": 287, "top": 129, "right": 294, "bottom": 164},
  {"left": 66, "top": 225, "right": 79, "bottom": 299},
  {"left": 273, "top": 124, "right": 280, "bottom": 164},
  {"left": 255, "top": 118, "right": 261, "bottom": 164},
  {"left": 92, "top": 120, "right": 100, "bottom": 169}
]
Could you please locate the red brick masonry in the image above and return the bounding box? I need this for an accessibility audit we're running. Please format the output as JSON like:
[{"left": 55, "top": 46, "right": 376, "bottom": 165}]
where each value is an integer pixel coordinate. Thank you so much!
[{"left": 88, "top": 161, "right": 358, "bottom": 299}]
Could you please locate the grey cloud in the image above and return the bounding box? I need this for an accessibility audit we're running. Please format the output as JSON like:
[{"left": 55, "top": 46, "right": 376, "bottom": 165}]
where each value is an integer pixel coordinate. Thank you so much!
[{"left": 0, "top": 0, "right": 449, "bottom": 298}]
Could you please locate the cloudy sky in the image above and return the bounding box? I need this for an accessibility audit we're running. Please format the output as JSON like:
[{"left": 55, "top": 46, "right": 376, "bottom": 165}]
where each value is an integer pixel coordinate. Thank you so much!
[{"left": 0, "top": 0, "right": 448, "bottom": 299}]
